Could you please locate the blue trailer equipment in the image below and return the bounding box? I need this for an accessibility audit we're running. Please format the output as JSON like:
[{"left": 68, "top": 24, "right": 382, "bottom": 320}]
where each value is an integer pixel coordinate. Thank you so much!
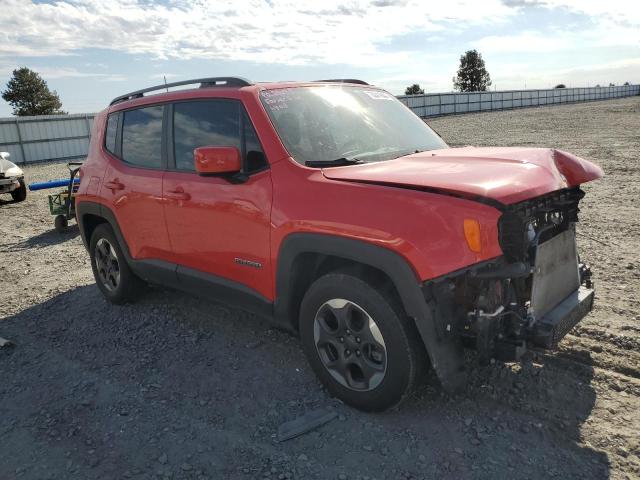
[
  {"left": 29, "top": 178, "right": 80, "bottom": 191},
  {"left": 28, "top": 162, "right": 83, "bottom": 232}
]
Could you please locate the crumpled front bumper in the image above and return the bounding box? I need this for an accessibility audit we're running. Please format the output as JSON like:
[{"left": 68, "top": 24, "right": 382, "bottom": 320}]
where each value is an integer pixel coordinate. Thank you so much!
[
  {"left": 0, "top": 176, "right": 21, "bottom": 193},
  {"left": 421, "top": 231, "right": 595, "bottom": 362},
  {"left": 530, "top": 285, "right": 594, "bottom": 348},
  {"left": 527, "top": 227, "right": 593, "bottom": 348}
]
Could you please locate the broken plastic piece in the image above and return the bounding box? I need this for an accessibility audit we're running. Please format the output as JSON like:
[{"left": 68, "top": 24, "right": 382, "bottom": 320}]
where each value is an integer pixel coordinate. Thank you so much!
[{"left": 277, "top": 408, "right": 337, "bottom": 442}]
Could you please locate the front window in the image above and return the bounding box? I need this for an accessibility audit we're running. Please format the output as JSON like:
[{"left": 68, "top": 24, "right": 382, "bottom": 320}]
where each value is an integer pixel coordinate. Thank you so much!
[
  {"left": 173, "top": 100, "right": 240, "bottom": 171},
  {"left": 260, "top": 86, "right": 447, "bottom": 165},
  {"left": 172, "top": 100, "right": 268, "bottom": 173}
]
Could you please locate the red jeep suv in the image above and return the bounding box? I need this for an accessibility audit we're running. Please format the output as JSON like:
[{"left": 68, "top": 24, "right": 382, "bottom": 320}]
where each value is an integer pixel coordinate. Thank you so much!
[{"left": 76, "top": 77, "right": 603, "bottom": 411}]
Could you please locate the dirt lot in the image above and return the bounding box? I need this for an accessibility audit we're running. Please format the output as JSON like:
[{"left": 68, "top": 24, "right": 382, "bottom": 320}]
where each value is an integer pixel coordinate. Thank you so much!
[{"left": 1, "top": 96, "right": 639, "bottom": 480}]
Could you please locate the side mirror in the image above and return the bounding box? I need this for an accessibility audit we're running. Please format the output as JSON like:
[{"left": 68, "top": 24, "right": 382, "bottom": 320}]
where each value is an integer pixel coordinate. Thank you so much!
[{"left": 194, "top": 146, "right": 241, "bottom": 176}]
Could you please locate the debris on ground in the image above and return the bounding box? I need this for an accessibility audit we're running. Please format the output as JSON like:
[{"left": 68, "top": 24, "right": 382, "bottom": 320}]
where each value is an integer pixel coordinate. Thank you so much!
[{"left": 277, "top": 408, "right": 338, "bottom": 442}]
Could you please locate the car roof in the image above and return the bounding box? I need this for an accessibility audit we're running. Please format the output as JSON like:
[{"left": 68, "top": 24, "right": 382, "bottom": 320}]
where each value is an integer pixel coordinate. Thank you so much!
[{"left": 108, "top": 77, "right": 375, "bottom": 111}]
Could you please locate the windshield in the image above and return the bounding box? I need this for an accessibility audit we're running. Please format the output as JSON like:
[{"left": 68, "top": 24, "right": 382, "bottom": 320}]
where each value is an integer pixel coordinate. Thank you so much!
[{"left": 260, "top": 86, "right": 448, "bottom": 165}]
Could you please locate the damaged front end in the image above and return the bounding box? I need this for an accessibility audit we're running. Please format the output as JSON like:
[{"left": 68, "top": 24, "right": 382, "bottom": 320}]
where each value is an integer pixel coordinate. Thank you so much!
[{"left": 423, "top": 187, "right": 594, "bottom": 363}]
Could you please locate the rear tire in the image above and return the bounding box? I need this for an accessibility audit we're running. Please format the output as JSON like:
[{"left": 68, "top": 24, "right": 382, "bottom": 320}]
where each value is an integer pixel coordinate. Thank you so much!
[
  {"left": 89, "top": 223, "right": 144, "bottom": 304},
  {"left": 299, "top": 271, "right": 426, "bottom": 411},
  {"left": 11, "top": 179, "right": 27, "bottom": 202}
]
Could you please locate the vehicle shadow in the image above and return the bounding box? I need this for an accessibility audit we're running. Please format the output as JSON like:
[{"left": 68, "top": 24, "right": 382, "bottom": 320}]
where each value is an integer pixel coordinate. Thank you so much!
[
  {"left": 393, "top": 352, "right": 609, "bottom": 478},
  {"left": 0, "top": 286, "right": 610, "bottom": 480},
  {"left": 0, "top": 197, "right": 19, "bottom": 206},
  {"left": 5, "top": 224, "right": 79, "bottom": 250}
]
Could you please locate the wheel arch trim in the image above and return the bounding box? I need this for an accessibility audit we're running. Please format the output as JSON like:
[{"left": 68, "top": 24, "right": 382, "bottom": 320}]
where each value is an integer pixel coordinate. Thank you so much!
[
  {"left": 76, "top": 200, "right": 133, "bottom": 260},
  {"left": 275, "top": 233, "right": 421, "bottom": 321},
  {"left": 274, "top": 232, "right": 466, "bottom": 390}
]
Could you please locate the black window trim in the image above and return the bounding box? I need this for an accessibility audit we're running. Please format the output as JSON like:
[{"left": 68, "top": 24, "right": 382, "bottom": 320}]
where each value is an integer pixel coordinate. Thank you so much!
[
  {"left": 114, "top": 111, "right": 123, "bottom": 158},
  {"left": 103, "top": 111, "right": 121, "bottom": 157},
  {"left": 106, "top": 102, "right": 168, "bottom": 172},
  {"left": 241, "top": 109, "right": 270, "bottom": 176},
  {"left": 167, "top": 98, "right": 269, "bottom": 176}
]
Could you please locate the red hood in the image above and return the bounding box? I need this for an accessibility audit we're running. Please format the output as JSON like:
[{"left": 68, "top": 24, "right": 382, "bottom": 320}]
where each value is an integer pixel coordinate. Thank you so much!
[{"left": 322, "top": 147, "right": 603, "bottom": 205}]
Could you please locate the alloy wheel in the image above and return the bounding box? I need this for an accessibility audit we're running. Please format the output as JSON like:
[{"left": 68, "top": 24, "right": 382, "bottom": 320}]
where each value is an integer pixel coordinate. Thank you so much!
[
  {"left": 95, "top": 238, "right": 120, "bottom": 292},
  {"left": 313, "top": 298, "right": 388, "bottom": 391}
]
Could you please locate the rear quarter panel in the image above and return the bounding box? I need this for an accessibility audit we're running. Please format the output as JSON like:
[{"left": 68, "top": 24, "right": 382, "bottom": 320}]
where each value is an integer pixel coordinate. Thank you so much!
[{"left": 76, "top": 109, "right": 109, "bottom": 201}]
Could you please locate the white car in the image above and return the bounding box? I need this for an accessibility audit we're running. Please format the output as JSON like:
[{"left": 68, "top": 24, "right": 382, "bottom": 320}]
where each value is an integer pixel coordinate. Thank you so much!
[{"left": 0, "top": 152, "right": 27, "bottom": 202}]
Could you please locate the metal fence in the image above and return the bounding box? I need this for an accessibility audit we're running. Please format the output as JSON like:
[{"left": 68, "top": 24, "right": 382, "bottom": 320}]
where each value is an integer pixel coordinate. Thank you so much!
[
  {"left": 398, "top": 84, "right": 640, "bottom": 118},
  {"left": 1, "top": 84, "right": 638, "bottom": 165},
  {"left": 0, "top": 113, "right": 94, "bottom": 165}
]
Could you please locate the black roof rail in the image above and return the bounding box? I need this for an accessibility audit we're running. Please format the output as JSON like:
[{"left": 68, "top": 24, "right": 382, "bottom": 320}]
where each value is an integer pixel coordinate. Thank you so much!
[
  {"left": 316, "top": 79, "right": 369, "bottom": 85},
  {"left": 109, "top": 77, "right": 253, "bottom": 106}
]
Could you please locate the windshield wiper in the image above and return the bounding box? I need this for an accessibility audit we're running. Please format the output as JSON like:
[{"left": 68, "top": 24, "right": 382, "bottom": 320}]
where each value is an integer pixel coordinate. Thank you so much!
[
  {"left": 305, "top": 157, "right": 364, "bottom": 168},
  {"left": 391, "top": 149, "right": 424, "bottom": 160}
]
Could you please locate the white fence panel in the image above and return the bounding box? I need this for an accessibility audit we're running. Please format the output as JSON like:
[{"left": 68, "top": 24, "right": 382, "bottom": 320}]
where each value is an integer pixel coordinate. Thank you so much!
[
  {"left": 0, "top": 113, "right": 94, "bottom": 164},
  {"left": 400, "top": 84, "right": 639, "bottom": 119}
]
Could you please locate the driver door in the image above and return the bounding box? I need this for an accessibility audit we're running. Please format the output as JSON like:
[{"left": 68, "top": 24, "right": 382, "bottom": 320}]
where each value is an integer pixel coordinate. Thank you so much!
[{"left": 161, "top": 99, "right": 273, "bottom": 300}]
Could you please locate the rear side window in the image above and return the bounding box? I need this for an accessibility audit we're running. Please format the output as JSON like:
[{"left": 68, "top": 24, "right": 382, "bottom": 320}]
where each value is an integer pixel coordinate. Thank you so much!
[
  {"left": 121, "top": 105, "right": 163, "bottom": 168},
  {"left": 104, "top": 113, "right": 118, "bottom": 154},
  {"left": 172, "top": 101, "right": 267, "bottom": 173},
  {"left": 173, "top": 101, "right": 240, "bottom": 171}
]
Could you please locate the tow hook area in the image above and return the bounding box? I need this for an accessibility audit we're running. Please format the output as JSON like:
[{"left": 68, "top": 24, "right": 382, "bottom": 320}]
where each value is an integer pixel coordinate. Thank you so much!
[
  {"left": 423, "top": 257, "right": 531, "bottom": 364},
  {"left": 529, "top": 285, "right": 594, "bottom": 348},
  {"left": 528, "top": 259, "right": 594, "bottom": 349},
  {"left": 467, "top": 305, "right": 526, "bottom": 364},
  {"left": 469, "top": 306, "right": 502, "bottom": 364},
  {"left": 579, "top": 263, "right": 594, "bottom": 289},
  {"left": 423, "top": 254, "right": 594, "bottom": 366}
]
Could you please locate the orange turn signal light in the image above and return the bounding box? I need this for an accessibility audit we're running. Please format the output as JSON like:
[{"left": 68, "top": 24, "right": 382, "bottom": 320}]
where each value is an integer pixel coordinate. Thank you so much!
[{"left": 463, "top": 219, "right": 482, "bottom": 253}]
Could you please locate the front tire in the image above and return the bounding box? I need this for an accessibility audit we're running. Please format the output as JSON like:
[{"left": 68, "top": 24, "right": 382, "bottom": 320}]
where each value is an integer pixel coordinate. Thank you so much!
[
  {"left": 11, "top": 179, "right": 27, "bottom": 202},
  {"left": 89, "top": 224, "right": 144, "bottom": 304},
  {"left": 299, "top": 271, "right": 426, "bottom": 411}
]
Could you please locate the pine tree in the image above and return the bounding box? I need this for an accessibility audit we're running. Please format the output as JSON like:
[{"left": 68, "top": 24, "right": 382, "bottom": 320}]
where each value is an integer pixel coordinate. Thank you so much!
[
  {"left": 2, "top": 67, "right": 66, "bottom": 116},
  {"left": 404, "top": 84, "right": 425, "bottom": 95},
  {"left": 453, "top": 50, "right": 492, "bottom": 92}
]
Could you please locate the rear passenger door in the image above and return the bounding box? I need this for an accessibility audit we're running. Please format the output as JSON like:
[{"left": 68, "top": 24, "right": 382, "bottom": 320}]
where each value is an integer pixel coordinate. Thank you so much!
[
  {"left": 162, "top": 99, "right": 273, "bottom": 301},
  {"left": 101, "top": 105, "right": 172, "bottom": 260}
]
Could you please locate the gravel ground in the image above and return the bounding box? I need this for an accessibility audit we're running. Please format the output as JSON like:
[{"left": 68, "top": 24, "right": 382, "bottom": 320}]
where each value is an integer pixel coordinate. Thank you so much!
[{"left": 1, "top": 96, "right": 639, "bottom": 480}]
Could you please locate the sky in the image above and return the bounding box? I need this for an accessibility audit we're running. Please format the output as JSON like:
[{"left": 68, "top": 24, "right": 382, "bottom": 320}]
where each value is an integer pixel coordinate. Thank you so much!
[{"left": 0, "top": 0, "right": 638, "bottom": 116}]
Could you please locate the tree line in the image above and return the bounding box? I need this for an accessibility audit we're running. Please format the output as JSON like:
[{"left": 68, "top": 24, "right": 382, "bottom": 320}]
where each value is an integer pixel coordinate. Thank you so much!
[
  {"left": 1, "top": 63, "right": 634, "bottom": 116},
  {"left": 405, "top": 49, "right": 491, "bottom": 95},
  {"left": 405, "top": 49, "right": 632, "bottom": 95}
]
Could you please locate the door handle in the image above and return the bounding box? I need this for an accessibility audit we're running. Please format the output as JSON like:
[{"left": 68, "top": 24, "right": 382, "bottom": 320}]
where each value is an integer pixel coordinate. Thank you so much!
[
  {"left": 166, "top": 187, "right": 191, "bottom": 201},
  {"left": 104, "top": 180, "right": 125, "bottom": 191}
]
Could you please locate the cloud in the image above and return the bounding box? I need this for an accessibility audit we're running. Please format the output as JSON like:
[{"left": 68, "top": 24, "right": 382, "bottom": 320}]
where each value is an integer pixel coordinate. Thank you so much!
[
  {"left": 501, "top": 0, "right": 545, "bottom": 6},
  {"left": 37, "top": 68, "right": 126, "bottom": 81},
  {"left": 489, "top": 57, "right": 640, "bottom": 89},
  {"left": 476, "top": 30, "right": 572, "bottom": 53},
  {"left": 149, "top": 73, "right": 181, "bottom": 80},
  {"left": 476, "top": 30, "right": 638, "bottom": 59},
  {"left": 538, "top": 0, "right": 640, "bottom": 24},
  {"left": 0, "top": 0, "right": 516, "bottom": 67},
  {"left": 0, "top": 64, "right": 125, "bottom": 81},
  {"left": 0, "top": 0, "right": 636, "bottom": 94}
]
